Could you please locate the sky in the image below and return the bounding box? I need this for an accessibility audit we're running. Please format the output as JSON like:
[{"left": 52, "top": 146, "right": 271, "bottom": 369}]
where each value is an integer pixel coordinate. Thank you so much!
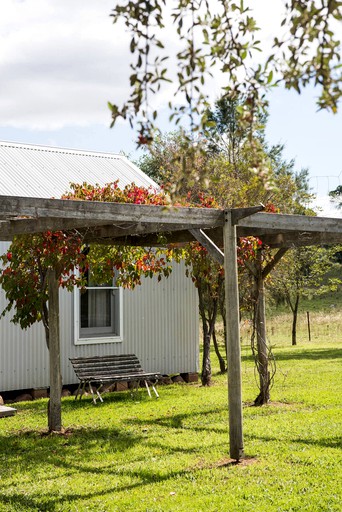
[{"left": 0, "top": 0, "right": 341, "bottom": 217}]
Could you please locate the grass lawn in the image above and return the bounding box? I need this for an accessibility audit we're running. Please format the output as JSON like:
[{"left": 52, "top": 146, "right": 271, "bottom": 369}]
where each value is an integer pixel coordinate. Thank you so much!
[{"left": 0, "top": 326, "right": 341, "bottom": 511}]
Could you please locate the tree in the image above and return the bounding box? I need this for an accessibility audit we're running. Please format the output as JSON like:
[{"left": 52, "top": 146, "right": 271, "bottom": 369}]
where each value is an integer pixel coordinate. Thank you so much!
[
  {"left": 269, "top": 245, "right": 341, "bottom": 345},
  {"left": 136, "top": 97, "right": 313, "bottom": 393},
  {"left": 182, "top": 242, "right": 224, "bottom": 385},
  {"left": 329, "top": 185, "right": 342, "bottom": 209},
  {"left": 109, "top": 0, "right": 341, "bottom": 151},
  {"left": 0, "top": 182, "right": 175, "bottom": 431}
]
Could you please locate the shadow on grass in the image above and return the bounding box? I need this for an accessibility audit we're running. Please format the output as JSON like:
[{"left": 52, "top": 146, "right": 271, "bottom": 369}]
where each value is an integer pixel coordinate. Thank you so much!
[
  {"left": 241, "top": 347, "right": 342, "bottom": 363},
  {"left": 0, "top": 403, "right": 228, "bottom": 475},
  {"left": 245, "top": 431, "right": 342, "bottom": 450},
  {"left": 126, "top": 407, "right": 226, "bottom": 434},
  {"left": 0, "top": 462, "right": 204, "bottom": 512},
  {"left": 0, "top": 414, "right": 233, "bottom": 512},
  {"left": 14, "top": 388, "right": 152, "bottom": 413},
  {"left": 272, "top": 347, "right": 342, "bottom": 361},
  {"left": 0, "top": 425, "right": 143, "bottom": 467}
]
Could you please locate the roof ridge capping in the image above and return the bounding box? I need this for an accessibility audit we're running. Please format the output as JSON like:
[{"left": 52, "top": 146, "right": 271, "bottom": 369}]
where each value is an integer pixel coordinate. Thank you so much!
[{"left": 0, "top": 140, "right": 125, "bottom": 160}]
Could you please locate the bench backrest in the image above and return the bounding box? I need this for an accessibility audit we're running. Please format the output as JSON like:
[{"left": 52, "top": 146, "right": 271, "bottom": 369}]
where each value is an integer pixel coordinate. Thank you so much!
[{"left": 69, "top": 354, "right": 145, "bottom": 380}]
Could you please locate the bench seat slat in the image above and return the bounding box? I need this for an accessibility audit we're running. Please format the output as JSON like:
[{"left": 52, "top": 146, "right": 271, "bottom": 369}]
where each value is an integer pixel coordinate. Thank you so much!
[
  {"left": 78, "top": 373, "right": 160, "bottom": 382},
  {"left": 72, "top": 362, "right": 142, "bottom": 371}
]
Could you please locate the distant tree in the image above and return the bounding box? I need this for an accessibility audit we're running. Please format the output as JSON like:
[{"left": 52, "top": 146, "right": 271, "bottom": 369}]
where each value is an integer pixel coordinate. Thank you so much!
[
  {"left": 204, "top": 96, "right": 267, "bottom": 162},
  {"left": 269, "top": 246, "right": 341, "bottom": 345},
  {"left": 136, "top": 130, "right": 210, "bottom": 199},
  {"left": 329, "top": 185, "right": 342, "bottom": 209}
]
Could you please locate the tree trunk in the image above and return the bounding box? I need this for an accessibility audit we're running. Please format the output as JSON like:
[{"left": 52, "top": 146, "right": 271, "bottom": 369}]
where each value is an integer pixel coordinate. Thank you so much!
[
  {"left": 201, "top": 332, "right": 212, "bottom": 386},
  {"left": 213, "top": 328, "right": 226, "bottom": 373},
  {"left": 197, "top": 276, "right": 222, "bottom": 386},
  {"left": 47, "top": 268, "right": 62, "bottom": 432},
  {"left": 253, "top": 253, "right": 270, "bottom": 406},
  {"left": 291, "top": 294, "right": 300, "bottom": 346},
  {"left": 198, "top": 286, "right": 212, "bottom": 386},
  {"left": 219, "top": 293, "right": 228, "bottom": 360},
  {"left": 42, "top": 301, "right": 50, "bottom": 350}
]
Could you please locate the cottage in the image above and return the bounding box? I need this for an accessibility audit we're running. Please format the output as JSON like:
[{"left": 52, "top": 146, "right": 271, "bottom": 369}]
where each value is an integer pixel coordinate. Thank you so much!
[{"left": 0, "top": 141, "right": 199, "bottom": 394}]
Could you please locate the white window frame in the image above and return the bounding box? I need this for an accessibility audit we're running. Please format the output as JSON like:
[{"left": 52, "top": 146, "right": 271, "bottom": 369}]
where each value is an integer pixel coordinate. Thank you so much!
[{"left": 74, "top": 280, "right": 123, "bottom": 346}]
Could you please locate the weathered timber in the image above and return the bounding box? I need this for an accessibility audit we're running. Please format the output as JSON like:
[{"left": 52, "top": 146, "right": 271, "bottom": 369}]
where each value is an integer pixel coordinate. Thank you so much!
[
  {"left": 47, "top": 268, "right": 62, "bottom": 432},
  {"left": 254, "top": 232, "right": 342, "bottom": 248},
  {"left": 223, "top": 210, "right": 244, "bottom": 461},
  {"left": 85, "top": 230, "right": 198, "bottom": 246},
  {"left": 85, "top": 222, "right": 209, "bottom": 241},
  {"left": 1, "top": 197, "right": 342, "bottom": 249},
  {"left": 0, "top": 218, "right": 109, "bottom": 240},
  {"left": 230, "top": 204, "right": 265, "bottom": 224},
  {"left": 189, "top": 229, "right": 224, "bottom": 265},
  {"left": 262, "top": 248, "right": 289, "bottom": 278},
  {"left": 0, "top": 196, "right": 225, "bottom": 227},
  {"left": 93, "top": 226, "right": 342, "bottom": 250},
  {"left": 238, "top": 212, "right": 342, "bottom": 235}
]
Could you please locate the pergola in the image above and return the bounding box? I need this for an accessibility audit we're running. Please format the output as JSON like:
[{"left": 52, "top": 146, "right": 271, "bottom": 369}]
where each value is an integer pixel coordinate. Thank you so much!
[{"left": 1, "top": 195, "right": 342, "bottom": 459}]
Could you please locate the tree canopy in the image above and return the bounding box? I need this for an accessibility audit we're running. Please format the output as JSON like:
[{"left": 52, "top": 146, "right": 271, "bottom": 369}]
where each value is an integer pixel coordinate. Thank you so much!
[
  {"left": 329, "top": 184, "right": 342, "bottom": 208},
  {"left": 135, "top": 96, "right": 314, "bottom": 390},
  {"left": 109, "top": 0, "right": 342, "bottom": 148}
]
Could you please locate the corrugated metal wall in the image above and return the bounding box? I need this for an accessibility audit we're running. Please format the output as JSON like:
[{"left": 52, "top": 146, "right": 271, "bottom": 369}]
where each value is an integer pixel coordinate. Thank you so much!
[{"left": 0, "top": 242, "right": 199, "bottom": 391}]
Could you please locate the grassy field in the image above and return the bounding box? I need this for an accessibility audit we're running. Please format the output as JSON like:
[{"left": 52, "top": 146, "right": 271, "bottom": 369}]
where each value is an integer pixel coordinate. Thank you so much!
[
  {"left": 240, "top": 306, "right": 342, "bottom": 346},
  {"left": 0, "top": 310, "right": 341, "bottom": 511}
]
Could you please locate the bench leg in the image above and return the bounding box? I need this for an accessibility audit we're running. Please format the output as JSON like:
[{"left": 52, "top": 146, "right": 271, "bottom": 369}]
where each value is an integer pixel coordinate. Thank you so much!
[
  {"left": 88, "top": 382, "right": 98, "bottom": 404},
  {"left": 151, "top": 383, "right": 159, "bottom": 399},
  {"left": 88, "top": 382, "right": 104, "bottom": 405},
  {"left": 96, "top": 383, "right": 104, "bottom": 404},
  {"left": 74, "top": 382, "right": 82, "bottom": 400},
  {"left": 144, "top": 380, "right": 152, "bottom": 398},
  {"left": 78, "top": 381, "right": 86, "bottom": 400}
]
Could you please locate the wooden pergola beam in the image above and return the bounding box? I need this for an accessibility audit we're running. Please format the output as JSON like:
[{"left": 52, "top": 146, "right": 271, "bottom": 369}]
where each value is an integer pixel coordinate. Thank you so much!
[
  {"left": 262, "top": 248, "right": 289, "bottom": 278},
  {"left": 1, "top": 197, "right": 341, "bottom": 249},
  {"left": 0, "top": 218, "right": 109, "bottom": 240},
  {"left": 189, "top": 229, "right": 224, "bottom": 265},
  {"left": 0, "top": 195, "right": 225, "bottom": 227},
  {"left": 238, "top": 212, "right": 342, "bottom": 235},
  {"left": 88, "top": 228, "right": 342, "bottom": 250},
  {"left": 255, "top": 232, "right": 342, "bottom": 248}
]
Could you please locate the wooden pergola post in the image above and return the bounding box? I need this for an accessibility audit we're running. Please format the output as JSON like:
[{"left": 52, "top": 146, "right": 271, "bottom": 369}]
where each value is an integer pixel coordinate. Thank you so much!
[
  {"left": 223, "top": 211, "right": 244, "bottom": 460},
  {"left": 47, "top": 267, "right": 62, "bottom": 432}
]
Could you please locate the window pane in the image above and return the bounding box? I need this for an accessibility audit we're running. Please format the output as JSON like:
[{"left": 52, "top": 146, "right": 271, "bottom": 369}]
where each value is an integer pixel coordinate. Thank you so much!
[
  {"left": 78, "top": 269, "right": 121, "bottom": 341},
  {"left": 81, "top": 289, "right": 112, "bottom": 328}
]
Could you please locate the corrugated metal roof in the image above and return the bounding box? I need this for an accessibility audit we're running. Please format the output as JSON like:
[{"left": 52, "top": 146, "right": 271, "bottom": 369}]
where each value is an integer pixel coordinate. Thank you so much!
[{"left": 0, "top": 141, "right": 157, "bottom": 198}]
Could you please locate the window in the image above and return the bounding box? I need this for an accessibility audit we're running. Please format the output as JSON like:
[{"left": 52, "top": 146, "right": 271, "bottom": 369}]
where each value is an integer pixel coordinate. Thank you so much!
[{"left": 74, "top": 270, "right": 123, "bottom": 345}]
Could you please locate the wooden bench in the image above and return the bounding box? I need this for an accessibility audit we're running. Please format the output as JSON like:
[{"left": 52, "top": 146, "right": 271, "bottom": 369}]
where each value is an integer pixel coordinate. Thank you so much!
[{"left": 70, "top": 354, "right": 161, "bottom": 404}]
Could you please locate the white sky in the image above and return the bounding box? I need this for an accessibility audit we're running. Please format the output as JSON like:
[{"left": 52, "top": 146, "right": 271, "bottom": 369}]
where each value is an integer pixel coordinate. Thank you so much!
[{"left": 0, "top": 0, "right": 341, "bottom": 216}]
